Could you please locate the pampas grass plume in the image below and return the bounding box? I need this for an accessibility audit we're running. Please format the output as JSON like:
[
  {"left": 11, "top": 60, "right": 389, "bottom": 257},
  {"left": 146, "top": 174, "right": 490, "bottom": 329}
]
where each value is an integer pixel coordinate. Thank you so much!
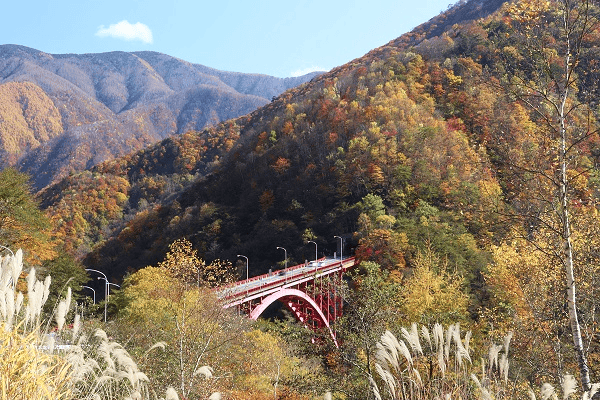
[
  {"left": 541, "top": 383, "right": 557, "bottom": 400},
  {"left": 452, "top": 323, "right": 470, "bottom": 366},
  {"left": 165, "top": 387, "right": 179, "bottom": 400},
  {"left": 27, "top": 266, "right": 36, "bottom": 294},
  {"left": 488, "top": 343, "right": 502, "bottom": 371},
  {"left": 9, "top": 249, "right": 22, "bottom": 289},
  {"left": 499, "top": 353, "right": 509, "bottom": 382},
  {"left": 15, "top": 291, "right": 23, "bottom": 317},
  {"left": 194, "top": 365, "right": 214, "bottom": 379},
  {"left": 444, "top": 324, "right": 453, "bottom": 362},
  {"left": 125, "top": 391, "right": 142, "bottom": 400},
  {"left": 370, "top": 375, "right": 383, "bottom": 400},
  {"left": 583, "top": 383, "right": 600, "bottom": 400},
  {"left": 561, "top": 375, "right": 577, "bottom": 400},
  {"left": 42, "top": 275, "right": 51, "bottom": 305},
  {"left": 56, "top": 299, "right": 67, "bottom": 330},
  {"left": 72, "top": 313, "right": 81, "bottom": 341},
  {"left": 421, "top": 325, "right": 432, "bottom": 350},
  {"left": 472, "top": 373, "right": 493, "bottom": 400},
  {"left": 377, "top": 330, "right": 400, "bottom": 370},
  {"left": 503, "top": 331, "right": 513, "bottom": 355},
  {"left": 402, "top": 323, "right": 423, "bottom": 355}
]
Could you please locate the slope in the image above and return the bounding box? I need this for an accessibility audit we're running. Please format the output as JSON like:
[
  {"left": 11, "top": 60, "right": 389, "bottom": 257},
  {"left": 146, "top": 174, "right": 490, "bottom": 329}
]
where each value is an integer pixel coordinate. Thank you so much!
[
  {"left": 38, "top": 0, "right": 524, "bottom": 280},
  {"left": 0, "top": 45, "right": 321, "bottom": 189}
]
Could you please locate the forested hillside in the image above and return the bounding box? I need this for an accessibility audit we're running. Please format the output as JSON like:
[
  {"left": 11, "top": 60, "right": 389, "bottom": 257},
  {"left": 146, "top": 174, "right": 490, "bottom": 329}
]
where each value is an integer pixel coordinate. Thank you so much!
[
  {"left": 0, "top": 45, "right": 321, "bottom": 189},
  {"left": 28, "top": 0, "right": 600, "bottom": 396}
]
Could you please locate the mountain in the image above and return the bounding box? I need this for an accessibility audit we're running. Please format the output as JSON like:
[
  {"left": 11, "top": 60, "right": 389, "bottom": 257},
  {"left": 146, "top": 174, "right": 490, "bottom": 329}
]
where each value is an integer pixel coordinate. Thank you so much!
[
  {"left": 29, "top": 0, "right": 600, "bottom": 391},
  {"left": 37, "top": 0, "right": 529, "bottom": 280},
  {"left": 0, "top": 45, "right": 322, "bottom": 189}
]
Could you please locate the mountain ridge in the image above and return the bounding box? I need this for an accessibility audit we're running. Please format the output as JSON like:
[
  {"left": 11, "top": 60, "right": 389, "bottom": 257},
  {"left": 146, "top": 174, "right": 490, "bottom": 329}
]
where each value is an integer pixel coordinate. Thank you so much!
[
  {"left": 36, "top": 0, "right": 527, "bottom": 277},
  {"left": 0, "top": 45, "right": 322, "bottom": 189}
]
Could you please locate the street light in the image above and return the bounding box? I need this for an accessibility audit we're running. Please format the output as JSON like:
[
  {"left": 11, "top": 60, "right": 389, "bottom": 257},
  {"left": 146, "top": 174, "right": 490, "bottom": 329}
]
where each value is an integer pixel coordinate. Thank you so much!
[
  {"left": 237, "top": 255, "right": 249, "bottom": 281},
  {"left": 86, "top": 268, "right": 108, "bottom": 322},
  {"left": 276, "top": 246, "right": 287, "bottom": 269},
  {"left": 308, "top": 241, "right": 317, "bottom": 262},
  {"left": 334, "top": 236, "right": 343, "bottom": 260},
  {"left": 102, "top": 281, "right": 120, "bottom": 318},
  {"left": 82, "top": 285, "right": 96, "bottom": 304}
]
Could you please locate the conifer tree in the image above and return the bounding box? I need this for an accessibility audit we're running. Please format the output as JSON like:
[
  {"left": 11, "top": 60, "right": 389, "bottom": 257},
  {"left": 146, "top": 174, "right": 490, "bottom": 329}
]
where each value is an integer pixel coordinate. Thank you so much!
[{"left": 0, "top": 167, "right": 55, "bottom": 262}]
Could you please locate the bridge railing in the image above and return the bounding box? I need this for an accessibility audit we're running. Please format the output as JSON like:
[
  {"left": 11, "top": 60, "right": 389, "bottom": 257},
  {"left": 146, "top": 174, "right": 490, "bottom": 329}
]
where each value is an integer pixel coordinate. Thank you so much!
[
  {"left": 218, "top": 257, "right": 329, "bottom": 293},
  {"left": 219, "top": 257, "right": 356, "bottom": 305}
]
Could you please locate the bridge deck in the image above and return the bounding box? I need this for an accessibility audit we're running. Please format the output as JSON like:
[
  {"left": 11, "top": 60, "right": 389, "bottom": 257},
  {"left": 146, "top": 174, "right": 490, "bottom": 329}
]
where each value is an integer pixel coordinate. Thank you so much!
[{"left": 219, "top": 257, "right": 356, "bottom": 307}]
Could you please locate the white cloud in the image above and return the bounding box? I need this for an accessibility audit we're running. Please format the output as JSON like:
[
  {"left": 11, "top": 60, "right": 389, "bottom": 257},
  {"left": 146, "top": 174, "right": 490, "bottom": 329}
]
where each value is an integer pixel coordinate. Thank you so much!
[
  {"left": 291, "top": 66, "right": 328, "bottom": 77},
  {"left": 95, "top": 20, "right": 153, "bottom": 44}
]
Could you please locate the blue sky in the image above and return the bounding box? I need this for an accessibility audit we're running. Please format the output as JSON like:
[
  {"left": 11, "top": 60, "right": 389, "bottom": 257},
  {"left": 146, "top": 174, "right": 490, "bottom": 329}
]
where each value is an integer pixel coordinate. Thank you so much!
[{"left": 2, "top": 0, "right": 455, "bottom": 78}]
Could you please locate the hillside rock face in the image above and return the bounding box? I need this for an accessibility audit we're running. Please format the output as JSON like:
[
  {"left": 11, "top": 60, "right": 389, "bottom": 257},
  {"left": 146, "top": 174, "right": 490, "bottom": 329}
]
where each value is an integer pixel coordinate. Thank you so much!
[{"left": 0, "top": 45, "right": 321, "bottom": 189}]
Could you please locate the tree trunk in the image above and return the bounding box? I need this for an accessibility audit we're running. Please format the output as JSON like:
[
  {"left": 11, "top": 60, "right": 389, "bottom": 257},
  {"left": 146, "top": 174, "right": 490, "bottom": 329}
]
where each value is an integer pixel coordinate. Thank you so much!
[{"left": 559, "top": 80, "right": 591, "bottom": 391}]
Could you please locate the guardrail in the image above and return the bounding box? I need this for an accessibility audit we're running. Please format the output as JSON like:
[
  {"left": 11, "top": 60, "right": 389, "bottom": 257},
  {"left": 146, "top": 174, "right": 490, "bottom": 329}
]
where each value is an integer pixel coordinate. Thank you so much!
[{"left": 219, "top": 257, "right": 356, "bottom": 304}]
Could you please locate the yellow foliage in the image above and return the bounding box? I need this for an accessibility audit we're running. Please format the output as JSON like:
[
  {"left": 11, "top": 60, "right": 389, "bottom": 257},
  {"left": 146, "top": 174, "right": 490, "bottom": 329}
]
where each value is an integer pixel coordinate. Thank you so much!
[
  {"left": 0, "top": 323, "right": 72, "bottom": 400},
  {"left": 484, "top": 234, "right": 567, "bottom": 381},
  {"left": 121, "top": 266, "right": 181, "bottom": 327},
  {"left": 227, "top": 330, "right": 293, "bottom": 393},
  {"left": 506, "top": 0, "right": 551, "bottom": 28},
  {"left": 0, "top": 82, "right": 63, "bottom": 159},
  {"left": 401, "top": 247, "right": 469, "bottom": 324},
  {"left": 445, "top": 70, "right": 463, "bottom": 87},
  {"left": 487, "top": 238, "right": 561, "bottom": 322},
  {"left": 118, "top": 264, "right": 250, "bottom": 399}
]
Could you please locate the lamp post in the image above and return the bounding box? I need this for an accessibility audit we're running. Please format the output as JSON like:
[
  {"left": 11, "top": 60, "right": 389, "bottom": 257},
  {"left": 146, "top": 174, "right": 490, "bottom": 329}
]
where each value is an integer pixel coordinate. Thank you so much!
[
  {"left": 103, "top": 282, "right": 120, "bottom": 318},
  {"left": 86, "top": 268, "right": 108, "bottom": 322},
  {"left": 82, "top": 285, "right": 96, "bottom": 304},
  {"left": 276, "top": 246, "right": 287, "bottom": 269},
  {"left": 237, "top": 255, "right": 249, "bottom": 295},
  {"left": 308, "top": 241, "right": 317, "bottom": 262},
  {"left": 334, "top": 236, "right": 343, "bottom": 260},
  {"left": 237, "top": 255, "right": 249, "bottom": 281}
]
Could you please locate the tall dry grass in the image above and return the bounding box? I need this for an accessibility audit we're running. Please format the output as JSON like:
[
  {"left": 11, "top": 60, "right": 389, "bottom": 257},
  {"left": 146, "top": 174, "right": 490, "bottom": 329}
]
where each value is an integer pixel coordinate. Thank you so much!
[
  {"left": 370, "top": 323, "right": 485, "bottom": 400},
  {"left": 0, "top": 248, "right": 206, "bottom": 400},
  {"left": 369, "top": 323, "right": 600, "bottom": 400},
  {"left": 0, "top": 321, "right": 73, "bottom": 400}
]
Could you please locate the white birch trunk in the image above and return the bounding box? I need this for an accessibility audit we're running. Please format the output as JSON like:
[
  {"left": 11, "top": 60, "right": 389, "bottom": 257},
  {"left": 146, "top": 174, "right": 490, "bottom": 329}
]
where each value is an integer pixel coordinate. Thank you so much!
[{"left": 559, "top": 31, "right": 591, "bottom": 389}]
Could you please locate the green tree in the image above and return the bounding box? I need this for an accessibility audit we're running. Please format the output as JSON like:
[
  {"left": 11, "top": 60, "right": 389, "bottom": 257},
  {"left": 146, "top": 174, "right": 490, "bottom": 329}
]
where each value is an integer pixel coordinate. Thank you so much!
[
  {"left": 333, "top": 261, "right": 401, "bottom": 399},
  {"left": 114, "top": 266, "right": 247, "bottom": 399},
  {"left": 0, "top": 167, "right": 55, "bottom": 263},
  {"left": 38, "top": 251, "right": 89, "bottom": 318},
  {"left": 358, "top": 193, "right": 386, "bottom": 221}
]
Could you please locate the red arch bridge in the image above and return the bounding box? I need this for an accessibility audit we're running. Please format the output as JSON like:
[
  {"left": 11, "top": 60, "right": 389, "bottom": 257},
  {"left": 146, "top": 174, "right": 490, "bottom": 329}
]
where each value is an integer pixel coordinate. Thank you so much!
[{"left": 218, "top": 257, "right": 357, "bottom": 346}]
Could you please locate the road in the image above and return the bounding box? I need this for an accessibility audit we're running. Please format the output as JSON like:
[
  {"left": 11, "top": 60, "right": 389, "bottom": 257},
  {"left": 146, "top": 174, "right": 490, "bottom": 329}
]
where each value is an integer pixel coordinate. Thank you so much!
[{"left": 218, "top": 257, "right": 353, "bottom": 305}]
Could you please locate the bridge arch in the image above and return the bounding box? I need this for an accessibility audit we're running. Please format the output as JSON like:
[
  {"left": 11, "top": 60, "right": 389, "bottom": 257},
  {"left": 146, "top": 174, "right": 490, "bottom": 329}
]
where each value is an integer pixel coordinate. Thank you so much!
[{"left": 248, "top": 288, "right": 338, "bottom": 346}]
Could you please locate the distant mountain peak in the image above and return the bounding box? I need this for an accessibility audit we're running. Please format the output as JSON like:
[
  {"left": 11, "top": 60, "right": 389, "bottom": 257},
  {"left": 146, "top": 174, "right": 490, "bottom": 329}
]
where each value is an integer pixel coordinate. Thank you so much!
[{"left": 0, "top": 45, "right": 322, "bottom": 189}]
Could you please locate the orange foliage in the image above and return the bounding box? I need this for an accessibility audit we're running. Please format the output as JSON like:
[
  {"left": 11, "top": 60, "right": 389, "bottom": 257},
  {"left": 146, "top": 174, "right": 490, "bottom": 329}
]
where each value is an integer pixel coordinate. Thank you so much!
[{"left": 271, "top": 157, "right": 291, "bottom": 175}]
